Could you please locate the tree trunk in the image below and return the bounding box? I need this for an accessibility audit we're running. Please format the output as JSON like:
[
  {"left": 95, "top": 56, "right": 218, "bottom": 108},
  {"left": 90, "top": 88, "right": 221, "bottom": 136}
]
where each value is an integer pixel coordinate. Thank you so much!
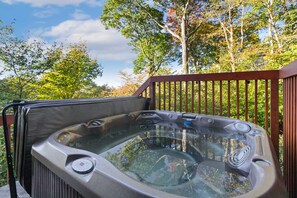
[
  {"left": 267, "top": 0, "right": 282, "bottom": 52},
  {"left": 181, "top": 7, "right": 188, "bottom": 74},
  {"left": 228, "top": 2, "right": 235, "bottom": 72},
  {"left": 181, "top": 40, "right": 188, "bottom": 74},
  {"left": 268, "top": 18, "right": 274, "bottom": 54},
  {"left": 240, "top": 3, "right": 244, "bottom": 49}
]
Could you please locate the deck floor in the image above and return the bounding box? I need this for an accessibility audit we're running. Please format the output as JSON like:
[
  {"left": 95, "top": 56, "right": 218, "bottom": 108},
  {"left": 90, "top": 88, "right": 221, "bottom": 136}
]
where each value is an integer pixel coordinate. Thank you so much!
[{"left": 0, "top": 182, "right": 30, "bottom": 198}]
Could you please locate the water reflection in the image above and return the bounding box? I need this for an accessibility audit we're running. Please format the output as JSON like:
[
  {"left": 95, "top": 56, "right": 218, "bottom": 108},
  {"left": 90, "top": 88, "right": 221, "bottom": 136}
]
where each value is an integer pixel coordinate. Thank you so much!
[{"left": 88, "top": 124, "right": 253, "bottom": 197}]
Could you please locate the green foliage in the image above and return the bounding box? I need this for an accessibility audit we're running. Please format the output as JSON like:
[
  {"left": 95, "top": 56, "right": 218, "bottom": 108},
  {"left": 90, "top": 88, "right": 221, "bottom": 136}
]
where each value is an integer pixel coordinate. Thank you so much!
[
  {"left": 101, "top": 0, "right": 175, "bottom": 75},
  {"left": 0, "top": 23, "right": 57, "bottom": 100},
  {"left": 0, "top": 128, "right": 7, "bottom": 187},
  {"left": 101, "top": 0, "right": 207, "bottom": 74},
  {"left": 101, "top": 0, "right": 297, "bottom": 74},
  {"left": 133, "top": 33, "right": 176, "bottom": 75},
  {"left": 37, "top": 43, "right": 103, "bottom": 99}
]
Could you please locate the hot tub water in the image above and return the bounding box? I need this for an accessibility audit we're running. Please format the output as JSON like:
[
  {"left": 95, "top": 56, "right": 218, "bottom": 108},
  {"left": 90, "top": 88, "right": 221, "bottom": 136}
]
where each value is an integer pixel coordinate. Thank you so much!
[{"left": 67, "top": 122, "right": 252, "bottom": 197}]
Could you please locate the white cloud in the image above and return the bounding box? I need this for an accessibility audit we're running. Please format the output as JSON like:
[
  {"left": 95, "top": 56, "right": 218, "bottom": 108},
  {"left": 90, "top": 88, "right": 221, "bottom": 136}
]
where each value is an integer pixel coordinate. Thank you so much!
[
  {"left": 0, "top": 0, "right": 103, "bottom": 7},
  {"left": 41, "top": 19, "right": 136, "bottom": 61},
  {"left": 1, "top": 0, "right": 13, "bottom": 4},
  {"left": 95, "top": 73, "right": 122, "bottom": 87},
  {"left": 33, "top": 7, "right": 56, "bottom": 18},
  {"left": 71, "top": 9, "right": 91, "bottom": 20}
]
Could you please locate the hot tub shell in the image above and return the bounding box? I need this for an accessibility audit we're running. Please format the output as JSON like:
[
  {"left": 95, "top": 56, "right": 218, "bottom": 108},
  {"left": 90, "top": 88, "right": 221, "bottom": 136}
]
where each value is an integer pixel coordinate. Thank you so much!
[{"left": 31, "top": 110, "right": 287, "bottom": 198}]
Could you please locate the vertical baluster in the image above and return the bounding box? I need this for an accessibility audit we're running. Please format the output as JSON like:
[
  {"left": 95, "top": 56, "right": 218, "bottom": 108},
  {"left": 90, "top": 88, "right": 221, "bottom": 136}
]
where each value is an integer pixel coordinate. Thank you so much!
[
  {"left": 291, "top": 76, "right": 297, "bottom": 196},
  {"left": 185, "top": 81, "right": 188, "bottom": 112},
  {"left": 145, "top": 88, "right": 147, "bottom": 98},
  {"left": 158, "top": 82, "right": 161, "bottom": 110},
  {"left": 174, "top": 81, "right": 177, "bottom": 111},
  {"left": 205, "top": 81, "right": 208, "bottom": 114},
  {"left": 283, "top": 79, "right": 287, "bottom": 187},
  {"left": 236, "top": 80, "right": 239, "bottom": 119},
  {"left": 212, "top": 81, "right": 215, "bottom": 115},
  {"left": 286, "top": 78, "right": 291, "bottom": 191},
  {"left": 265, "top": 80, "right": 269, "bottom": 131},
  {"left": 245, "top": 80, "right": 249, "bottom": 121},
  {"left": 180, "top": 81, "right": 182, "bottom": 112},
  {"left": 289, "top": 77, "right": 292, "bottom": 190},
  {"left": 192, "top": 81, "right": 194, "bottom": 113},
  {"left": 163, "top": 81, "right": 166, "bottom": 110},
  {"left": 228, "top": 80, "right": 231, "bottom": 117},
  {"left": 149, "top": 81, "right": 156, "bottom": 110},
  {"left": 168, "top": 82, "right": 171, "bottom": 111},
  {"left": 255, "top": 80, "right": 258, "bottom": 124},
  {"left": 291, "top": 77, "right": 294, "bottom": 196},
  {"left": 270, "top": 79, "right": 279, "bottom": 158}
]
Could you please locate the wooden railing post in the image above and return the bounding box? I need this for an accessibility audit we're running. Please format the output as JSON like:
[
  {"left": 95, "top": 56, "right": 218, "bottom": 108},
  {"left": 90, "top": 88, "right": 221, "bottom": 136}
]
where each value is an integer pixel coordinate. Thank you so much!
[
  {"left": 280, "top": 59, "right": 297, "bottom": 198},
  {"left": 149, "top": 81, "right": 156, "bottom": 110},
  {"left": 270, "top": 79, "right": 279, "bottom": 159}
]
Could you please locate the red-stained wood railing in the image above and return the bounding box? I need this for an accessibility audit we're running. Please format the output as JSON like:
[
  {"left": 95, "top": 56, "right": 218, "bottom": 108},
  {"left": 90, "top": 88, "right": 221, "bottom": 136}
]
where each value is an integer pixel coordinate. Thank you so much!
[
  {"left": 0, "top": 114, "right": 14, "bottom": 146},
  {"left": 134, "top": 70, "right": 280, "bottom": 158},
  {"left": 0, "top": 114, "right": 14, "bottom": 184},
  {"left": 280, "top": 60, "right": 297, "bottom": 198},
  {"left": 133, "top": 61, "right": 297, "bottom": 197}
]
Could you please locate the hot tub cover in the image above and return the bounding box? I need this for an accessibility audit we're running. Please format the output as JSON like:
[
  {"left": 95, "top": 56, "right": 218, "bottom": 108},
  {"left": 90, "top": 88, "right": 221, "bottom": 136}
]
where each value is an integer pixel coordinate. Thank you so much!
[{"left": 12, "top": 97, "right": 150, "bottom": 194}]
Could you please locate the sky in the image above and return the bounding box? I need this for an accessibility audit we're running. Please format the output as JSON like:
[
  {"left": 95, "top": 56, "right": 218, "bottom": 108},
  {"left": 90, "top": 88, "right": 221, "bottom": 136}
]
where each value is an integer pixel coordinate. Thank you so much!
[{"left": 0, "top": 0, "right": 137, "bottom": 87}]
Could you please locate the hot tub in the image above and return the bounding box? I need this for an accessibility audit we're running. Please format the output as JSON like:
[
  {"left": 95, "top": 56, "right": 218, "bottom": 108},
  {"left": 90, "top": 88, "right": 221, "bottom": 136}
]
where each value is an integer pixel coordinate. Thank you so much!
[{"left": 31, "top": 111, "right": 287, "bottom": 198}]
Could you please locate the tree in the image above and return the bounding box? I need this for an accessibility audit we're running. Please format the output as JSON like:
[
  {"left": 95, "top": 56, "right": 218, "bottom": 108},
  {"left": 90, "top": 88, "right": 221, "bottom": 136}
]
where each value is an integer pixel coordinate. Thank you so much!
[
  {"left": 112, "top": 67, "right": 174, "bottom": 97},
  {"left": 133, "top": 33, "right": 175, "bottom": 75},
  {"left": 207, "top": 0, "right": 261, "bottom": 72},
  {"left": 112, "top": 70, "right": 146, "bottom": 96},
  {"left": 73, "top": 83, "right": 113, "bottom": 98},
  {"left": 0, "top": 22, "right": 57, "bottom": 100},
  {"left": 101, "top": 0, "right": 207, "bottom": 74},
  {"left": 37, "top": 43, "right": 103, "bottom": 99},
  {"left": 253, "top": 0, "right": 297, "bottom": 69},
  {"left": 101, "top": 0, "right": 174, "bottom": 75}
]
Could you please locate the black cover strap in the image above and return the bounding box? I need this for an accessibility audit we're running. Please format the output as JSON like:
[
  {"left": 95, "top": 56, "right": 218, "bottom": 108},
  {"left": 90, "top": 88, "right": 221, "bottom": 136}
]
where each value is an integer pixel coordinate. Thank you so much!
[{"left": 2, "top": 103, "right": 22, "bottom": 198}]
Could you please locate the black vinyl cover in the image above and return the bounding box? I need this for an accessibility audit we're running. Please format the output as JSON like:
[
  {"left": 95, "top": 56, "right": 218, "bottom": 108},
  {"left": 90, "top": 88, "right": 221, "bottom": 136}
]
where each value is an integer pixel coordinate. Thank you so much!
[{"left": 13, "top": 97, "right": 150, "bottom": 194}]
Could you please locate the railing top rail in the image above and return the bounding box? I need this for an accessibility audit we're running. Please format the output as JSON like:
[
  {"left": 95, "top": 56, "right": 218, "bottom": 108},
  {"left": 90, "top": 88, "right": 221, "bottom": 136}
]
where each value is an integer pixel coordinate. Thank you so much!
[
  {"left": 133, "top": 78, "right": 151, "bottom": 96},
  {"left": 279, "top": 60, "right": 297, "bottom": 79},
  {"left": 133, "top": 70, "right": 280, "bottom": 96},
  {"left": 150, "top": 70, "right": 279, "bottom": 82}
]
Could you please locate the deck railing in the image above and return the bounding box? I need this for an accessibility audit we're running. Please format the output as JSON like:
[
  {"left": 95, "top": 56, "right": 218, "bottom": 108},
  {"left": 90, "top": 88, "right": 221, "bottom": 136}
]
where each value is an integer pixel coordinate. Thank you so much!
[
  {"left": 279, "top": 60, "right": 297, "bottom": 198},
  {"left": 0, "top": 114, "right": 14, "bottom": 147},
  {"left": 133, "top": 60, "right": 297, "bottom": 197}
]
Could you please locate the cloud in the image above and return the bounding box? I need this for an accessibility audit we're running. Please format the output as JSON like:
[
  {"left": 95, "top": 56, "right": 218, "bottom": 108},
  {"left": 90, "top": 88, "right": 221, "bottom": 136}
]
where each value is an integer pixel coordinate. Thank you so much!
[
  {"left": 95, "top": 73, "right": 122, "bottom": 87},
  {"left": 1, "top": 0, "right": 13, "bottom": 4},
  {"left": 0, "top": 0, "right": 103, "bottom": 7},
  {"left": 71, "top": 9, "right": 91, "bottom": 20},
  {"left": 33, "top": 7, "right": 57, "bottom": 18},
  {"left": 41, "top": 19, "right": 136, "bottom": 62}
]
